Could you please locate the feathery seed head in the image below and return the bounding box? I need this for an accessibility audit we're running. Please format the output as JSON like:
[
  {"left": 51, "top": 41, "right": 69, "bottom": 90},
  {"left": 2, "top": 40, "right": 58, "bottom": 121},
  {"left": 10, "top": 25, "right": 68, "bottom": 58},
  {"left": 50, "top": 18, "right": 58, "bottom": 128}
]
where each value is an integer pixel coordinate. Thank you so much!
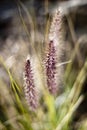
[
  {"left": 45, "top": 41, "right": 57, "bottom": 95},
  {"left": 49, "top": 8, "right": 64, "bottom": 46},
  {"left": 45, "top": 8, "right": 64, "bottom": 95},
  {"left": 24, "top": 56, "right": 38, "bottom": 111}
]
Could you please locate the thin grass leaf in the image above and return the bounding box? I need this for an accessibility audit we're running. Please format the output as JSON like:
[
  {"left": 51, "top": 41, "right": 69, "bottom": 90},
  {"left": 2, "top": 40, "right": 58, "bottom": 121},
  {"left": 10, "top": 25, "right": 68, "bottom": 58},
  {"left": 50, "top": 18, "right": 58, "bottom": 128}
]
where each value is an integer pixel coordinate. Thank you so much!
[
  {"left": 68, "top": 61, "right": 87, "bottom": 104},
  {"left": 55, "top": 95, "right": 84, "bottom": 130}
]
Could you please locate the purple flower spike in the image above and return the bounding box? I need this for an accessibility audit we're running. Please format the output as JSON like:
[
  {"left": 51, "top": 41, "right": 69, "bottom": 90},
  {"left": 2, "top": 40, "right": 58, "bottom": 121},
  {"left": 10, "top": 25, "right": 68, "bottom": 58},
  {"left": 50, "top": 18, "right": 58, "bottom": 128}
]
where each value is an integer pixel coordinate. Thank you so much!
[
  {"left": 45, "top": 8, "right": 64, "bottom": 95},
  {"left": 45, "top": 41, "right": 57, "bottom": 95},
  {"left": 24, "top": 56, "right": 38, "bottom": 111}
]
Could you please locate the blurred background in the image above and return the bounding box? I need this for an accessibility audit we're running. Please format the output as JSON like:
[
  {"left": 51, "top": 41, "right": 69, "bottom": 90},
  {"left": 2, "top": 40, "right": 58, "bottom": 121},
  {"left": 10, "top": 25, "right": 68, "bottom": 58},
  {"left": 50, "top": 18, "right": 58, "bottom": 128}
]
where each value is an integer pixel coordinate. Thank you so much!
[{"left": 0, "top": 0, "right": 87, "bottom": 130}]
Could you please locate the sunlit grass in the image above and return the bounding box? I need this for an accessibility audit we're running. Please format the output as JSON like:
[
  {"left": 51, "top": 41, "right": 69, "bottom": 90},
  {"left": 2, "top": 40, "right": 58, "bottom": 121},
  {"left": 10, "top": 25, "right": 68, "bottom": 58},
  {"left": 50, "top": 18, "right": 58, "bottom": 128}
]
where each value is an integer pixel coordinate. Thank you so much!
[
  {"left": 0, "top": 55, "right": 87, "bottom": 130},
  {"left": 0, "top": 1, "right": 87, "bottom": 130}
]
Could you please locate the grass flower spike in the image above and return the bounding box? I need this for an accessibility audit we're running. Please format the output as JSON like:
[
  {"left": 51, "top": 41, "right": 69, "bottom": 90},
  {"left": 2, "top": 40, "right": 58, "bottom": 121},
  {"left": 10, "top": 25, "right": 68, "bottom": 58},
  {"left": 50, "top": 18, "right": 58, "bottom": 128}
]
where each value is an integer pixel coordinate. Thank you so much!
[
  {"left": 24, "top": 56, "right": 38, "bottom": 111},
  {"left": 45, "top": 8, "right": 64, "bottom": 95},
  {"left": 45, "top": 40, "right": 57, "bottom": 94},
  {"left": 49, "top": 8, "right": 64, "bottom": 45}
]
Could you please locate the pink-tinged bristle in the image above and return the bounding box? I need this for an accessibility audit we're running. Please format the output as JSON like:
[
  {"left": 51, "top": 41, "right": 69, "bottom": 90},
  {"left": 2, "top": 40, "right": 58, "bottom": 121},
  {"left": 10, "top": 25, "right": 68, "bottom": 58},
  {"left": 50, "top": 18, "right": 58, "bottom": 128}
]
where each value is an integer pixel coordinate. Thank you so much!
[
  {"left": 45, "top": 41, "right": 57, "bottom": 95},
  {"left": 24, "top": 57, "right": 38, "bottom": 111},
  {"left": 45, "top": 8, "right": 64, "bottom": 95},
  {"left": 49, "top": 8, "right": 64, "bottom": 46}
]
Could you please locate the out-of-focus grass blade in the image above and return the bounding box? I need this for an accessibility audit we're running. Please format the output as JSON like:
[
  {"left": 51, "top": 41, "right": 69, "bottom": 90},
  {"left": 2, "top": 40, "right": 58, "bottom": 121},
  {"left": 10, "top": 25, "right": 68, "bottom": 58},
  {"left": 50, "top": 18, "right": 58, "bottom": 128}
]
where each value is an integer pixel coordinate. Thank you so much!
[
  {"left": 0, "top": 56, "right": 25, "bottom": 113},
  {"left": 68, "top": 60, "right": 87, "bottom": 104}
]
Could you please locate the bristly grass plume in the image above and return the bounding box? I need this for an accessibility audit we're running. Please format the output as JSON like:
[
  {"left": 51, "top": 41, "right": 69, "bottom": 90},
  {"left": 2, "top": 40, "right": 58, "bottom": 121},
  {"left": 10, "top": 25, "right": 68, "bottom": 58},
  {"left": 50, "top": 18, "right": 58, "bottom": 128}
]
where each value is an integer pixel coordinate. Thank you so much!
[
  {"left": 23, "top": 56, "right": 38, "bottom": 111},
  {"left": 23, "top": 8, "right": 64, "bottom": 110},
  {"left": 45, "top": 8, "right": 64, "bottom": 95},
  {"left": 1, "top": 1, "right": 87, "bottom": 130},
  {"left": 45, "top": 40, "right": 57, "bottom": 95},
  {"left": 49, "top": 8, "right": 64, "bottom": 45}
]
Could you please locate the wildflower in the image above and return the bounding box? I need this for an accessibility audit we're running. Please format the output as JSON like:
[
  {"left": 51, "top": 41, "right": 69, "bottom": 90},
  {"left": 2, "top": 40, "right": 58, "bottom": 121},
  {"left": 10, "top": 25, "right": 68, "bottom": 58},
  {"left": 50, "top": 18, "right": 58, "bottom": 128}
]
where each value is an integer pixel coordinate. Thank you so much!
[{"left": 23, "top": 56, "right": 38, "bottom": 111}]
